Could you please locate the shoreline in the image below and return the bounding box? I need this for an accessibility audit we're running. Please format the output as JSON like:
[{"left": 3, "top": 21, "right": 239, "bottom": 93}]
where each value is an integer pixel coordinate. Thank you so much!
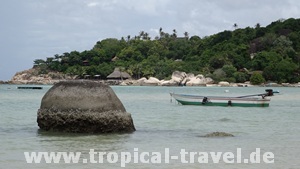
[
  {"left": 1, "top": 79, "right": 300, "bottom": 87},
  {"left": 3, "top": 68, "right": 300, "bottom": 87}
]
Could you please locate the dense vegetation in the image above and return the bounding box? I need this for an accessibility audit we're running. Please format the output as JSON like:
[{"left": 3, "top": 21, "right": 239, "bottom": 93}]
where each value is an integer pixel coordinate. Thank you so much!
[{"left": 34, "top": 18, "right": 300, "bottom": 83}]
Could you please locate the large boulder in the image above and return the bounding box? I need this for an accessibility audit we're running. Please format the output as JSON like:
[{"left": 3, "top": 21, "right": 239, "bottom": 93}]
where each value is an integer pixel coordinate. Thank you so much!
[
  {"left": 10, "top": 68, "right": 74, "bottom": 85},
  {"left": 135, "top": 77, "right": 147, "bottom": 85},
  {"left": 161, "top": 79, "right": 178, "bottom": 86},
  {"left": 37, "top": 80, "right": 135, "bottom": 133},
  {"left": 185, "top": 73, "right": 195, "bottom": 80},
  {"left": 205, "top": 77, "right": 214, "bottom": 84},
  {"left": 140, "top": 77, "right": 161, "bottom": 86},
  {"left": 185, "top": 74, "right": 214, "bottom": 86},
  {"left": 218, "top": 81, "right": 230, "bottom": 87},
  {"left": 186, "top": 74, "right": 206, "bottom": 86},
  {"left": 171, "top": 71, "right": 187, "bottom": 84}
]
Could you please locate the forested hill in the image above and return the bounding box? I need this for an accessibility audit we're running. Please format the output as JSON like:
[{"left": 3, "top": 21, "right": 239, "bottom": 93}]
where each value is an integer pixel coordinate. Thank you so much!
[{"left": 33, "top": 18, "right": 300, "bottom": 83}]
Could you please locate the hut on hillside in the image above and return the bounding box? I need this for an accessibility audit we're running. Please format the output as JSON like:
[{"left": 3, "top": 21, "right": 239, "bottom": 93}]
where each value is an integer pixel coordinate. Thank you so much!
[{"left": 107, "top": 68, "right": 131, "bottom": 80}]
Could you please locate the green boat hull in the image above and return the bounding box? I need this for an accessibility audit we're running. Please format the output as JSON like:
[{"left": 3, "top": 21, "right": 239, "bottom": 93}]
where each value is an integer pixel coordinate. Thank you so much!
[{"left": 177, "top": 100, "right": 269, "bottom": 107}]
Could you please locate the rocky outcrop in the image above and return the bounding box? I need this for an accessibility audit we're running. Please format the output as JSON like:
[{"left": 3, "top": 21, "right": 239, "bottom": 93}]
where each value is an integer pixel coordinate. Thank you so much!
[
  {"left": 128, "top": 71, "right": 215, "bottom": 86},
  {"left": 171, "top": 71, "right": 187, "bottom": 85},
  {"left": 218, "top": 81, "right": 230, "bottom": 87},
  {"left": 201, "top": 132, "right": 234, "bottom": 137},
  {"left": 161, "top": 79, "right": 178, "bottom": 86},
  {"left": 186, "top": 75, "right": 214, "bottom": 86},
  {"left": 37, "top": 80, "right": 135, "bottom": 133},
  {"left": 10, "top": 68, "right": 75, "bottom": 85},
  {"left": 131, "top": 77, "right": 162, "bottom": 86},
  {"left": 15, "top": 68, "right": 295, "bottom": 87},
  {"left": 7, "top": 68, "right": 219, "bottom": 86},
  {"left": 141, "top": 77, "right": 161, "bottom": 86}
]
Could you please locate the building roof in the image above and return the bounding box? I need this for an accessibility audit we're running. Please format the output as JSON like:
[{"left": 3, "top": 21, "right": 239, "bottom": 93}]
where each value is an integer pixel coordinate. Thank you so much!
[{"left": 107, "top": 68, "right": 131, "bottom": 79}]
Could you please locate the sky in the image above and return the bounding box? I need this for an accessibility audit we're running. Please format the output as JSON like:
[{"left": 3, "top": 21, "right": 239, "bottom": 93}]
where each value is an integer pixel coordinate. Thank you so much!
[{"left": 1, "top": 0, "right": 300, "bottom": 81}]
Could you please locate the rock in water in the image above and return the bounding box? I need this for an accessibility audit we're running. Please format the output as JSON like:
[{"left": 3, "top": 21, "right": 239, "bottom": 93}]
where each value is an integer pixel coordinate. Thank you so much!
[
  {"left": 37, "top": 80, "right": 135, "bottom": 133},
  {"left": 201, "top": 132, "right": 234, "bottom": 137}
]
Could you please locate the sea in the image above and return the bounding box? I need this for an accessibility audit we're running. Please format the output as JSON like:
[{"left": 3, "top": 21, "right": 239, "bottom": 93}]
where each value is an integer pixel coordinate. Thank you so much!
[{"left": 0, "top": 84, "right": 299, "bottom": 169}]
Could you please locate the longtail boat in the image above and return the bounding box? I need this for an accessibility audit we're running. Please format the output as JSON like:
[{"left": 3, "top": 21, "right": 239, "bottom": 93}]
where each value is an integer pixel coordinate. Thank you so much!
[{"left": 170, "top": 89, "right": 278, "bottom": 107}]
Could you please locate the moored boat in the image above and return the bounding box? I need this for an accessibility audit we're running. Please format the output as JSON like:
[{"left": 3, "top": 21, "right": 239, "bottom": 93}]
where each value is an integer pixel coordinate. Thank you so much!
[
  {"left": 17, "top": 86, "right": 43, "bottom": 89},
  {"left": 170, "top": 89, "right": 277, "bottom": 107}
]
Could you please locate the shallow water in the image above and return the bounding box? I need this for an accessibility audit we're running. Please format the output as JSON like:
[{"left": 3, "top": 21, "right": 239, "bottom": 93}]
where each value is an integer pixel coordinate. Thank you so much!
[{"left": 0, "top": 85, "right": 299, "bottom": 168}]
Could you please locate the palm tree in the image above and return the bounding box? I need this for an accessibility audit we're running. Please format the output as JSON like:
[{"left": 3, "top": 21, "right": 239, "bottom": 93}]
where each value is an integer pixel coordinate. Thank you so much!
[
  {"left": 159, "top": 27, "right": 164, "bottom": 38},
  {"left": 144, "top": 32, "right": 149, "bottom": 40},
  {"left": 127, "top": 35, "right": 131, "bottom": 41},
  {"left": 139, "top": 31, "right": 145, "bottom": 38},
  {"left": 184, "top": 31, "right": 189, "bottom": 39},
  {"left": 255, "top": 23, "right": 261, "bottom": 29},
  {"left": 134, "top": 36, "right": 140, "bottom": 40},
  {"left": 172, "top": 29, "right": 177, "bottom": 38},
  {"left": 233, "top": 23, "right": 238, "bottom": 29}
]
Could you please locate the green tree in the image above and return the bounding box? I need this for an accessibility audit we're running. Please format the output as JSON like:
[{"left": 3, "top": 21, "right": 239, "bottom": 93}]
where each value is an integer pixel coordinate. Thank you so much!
[
  {"left": 251, "top": 51, "right": 281, "bottom": 70},
  {"left": 263, "top": 59, "right": 298, "bottom": 83},
  {"left": 93, "top": 38, "right": 125, "bottom": 58},
  {"left": 222, "top": 64, "right": 237, "bottom": 77},
  {"left": 209, "top": 55, "right": 228, "bottom": 69},
  {"left": 233, "top": 72, "right": 248, "bottom": 83},
  {"left": 212, "top": 69, "right": 226, "bottom": 82},
  {"left": 118, "top": 46, "right": 143, "bottom": 62},
  {"left": 250, "top": 72, "right": 265, "bottom": 85},
  {"left": 33, "top": 59, "right": 45, "bottom": 66}
]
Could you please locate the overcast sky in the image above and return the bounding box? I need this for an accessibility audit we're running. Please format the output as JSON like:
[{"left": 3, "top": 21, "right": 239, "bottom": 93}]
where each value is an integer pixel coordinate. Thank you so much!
[{"left": 1, "top": 0, "right": 300, "bottom": 80}]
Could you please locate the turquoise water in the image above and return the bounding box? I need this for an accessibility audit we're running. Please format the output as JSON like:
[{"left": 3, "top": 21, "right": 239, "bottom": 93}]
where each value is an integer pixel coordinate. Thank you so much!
[{"left": 0, "top": 84, "right": 299, "bottom": 169}]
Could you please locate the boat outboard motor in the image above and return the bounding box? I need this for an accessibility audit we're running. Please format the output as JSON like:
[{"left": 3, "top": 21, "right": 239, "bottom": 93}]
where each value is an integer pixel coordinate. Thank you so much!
[
  {"left": 265, "top": 89, "right": 273, "bottom": 96},
  {"left": 202, "top": 97, "right": 208, "bottom": 105}
]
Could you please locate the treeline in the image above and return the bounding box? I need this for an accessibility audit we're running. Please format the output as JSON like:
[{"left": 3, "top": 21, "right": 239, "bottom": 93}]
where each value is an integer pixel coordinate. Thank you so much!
[{"left": 34, "top": 18, "right": 300, "bottom": 83}]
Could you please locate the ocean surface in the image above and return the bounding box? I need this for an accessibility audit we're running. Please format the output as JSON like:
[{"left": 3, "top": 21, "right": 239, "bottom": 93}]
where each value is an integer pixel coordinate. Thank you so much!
[{"left": 0, "top": 84, "right": 299, "bottom": 169}]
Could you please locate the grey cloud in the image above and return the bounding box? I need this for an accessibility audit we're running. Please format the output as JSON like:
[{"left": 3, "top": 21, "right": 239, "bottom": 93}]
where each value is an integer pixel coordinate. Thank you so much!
[{"left": 1, "top": 0, "right": 300, "bottom": 80}]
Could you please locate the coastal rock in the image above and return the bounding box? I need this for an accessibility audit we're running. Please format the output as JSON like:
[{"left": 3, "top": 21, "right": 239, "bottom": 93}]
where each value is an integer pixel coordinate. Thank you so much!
[
  {"left": 185, "top": 74, "right": 214, "bottom": 86},
  {"left": 136, "top": 77, "right": 147, "bottom": 84},
  {"left": 169, "top": 72, "right": 215, "bottom": 86},
  {"left": 205, "top": 77, "right": 214, "bottom": 84},
  {"left": 10, "top": 68, "right": 74, "bottom": 85},
  {"left": 171, "top": 71, "right": 187, "bottom": 85},
  {"left": 141, "top": 77, "right": 161, "bottom": 86},
  {"left": 201, "top": 132, "right": 234, "bottom": 137},
  {"left": 186, "top": 73, "right": 195, "bottom": 79},
  {"left": 186, "top": 74, "right": 206, "bottom": 86},
  {"left": 119, "top": 81, "right": 128, "bottom": 86},
  {"left": 161, "top": 79, "right": 178, "bottom": 86},
  {"left": 119, "top": 79, "right": 137, "bottom": 86},
  {"left": 37, "top": 80, "right": 135, "bottom": 133},
  {"left": 218, "top": 81, "right": 230, "bottom": 87},
  {"left": 237, "top": 83, "right": 249, "bottom": 87}
]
